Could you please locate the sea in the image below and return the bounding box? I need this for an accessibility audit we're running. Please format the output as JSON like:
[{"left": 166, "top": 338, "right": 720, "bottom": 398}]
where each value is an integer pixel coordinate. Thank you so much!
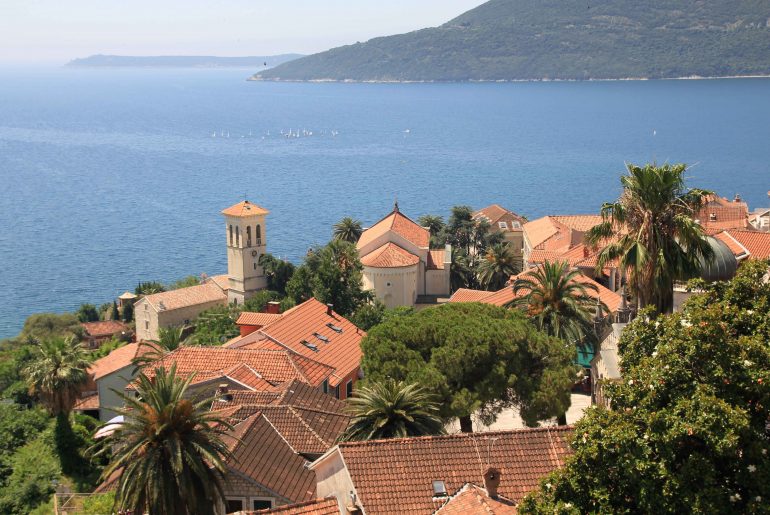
[{"left": 1, "top": 67, "right": 769, "bottom": 339}]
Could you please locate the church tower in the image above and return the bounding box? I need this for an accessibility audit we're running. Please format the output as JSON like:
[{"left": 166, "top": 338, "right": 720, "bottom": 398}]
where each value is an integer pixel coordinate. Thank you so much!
[{"left": 221, "top": 200, "right": 269, "bottom": 304}]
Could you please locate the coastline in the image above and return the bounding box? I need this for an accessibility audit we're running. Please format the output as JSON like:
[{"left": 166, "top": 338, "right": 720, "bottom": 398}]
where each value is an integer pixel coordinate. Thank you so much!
[{"left": 247, "top": 74, "right": 770, "bottom": 83}]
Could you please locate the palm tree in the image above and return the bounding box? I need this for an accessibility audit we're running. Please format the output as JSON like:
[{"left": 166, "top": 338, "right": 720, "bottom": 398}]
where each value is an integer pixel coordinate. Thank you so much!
[
  {"left": 477, "top": 242, "right": 520, "bottom": 290},
  {"left": 509, "top": 261, "right": 606, "bottom": 349},
  {"left": 99, "top": 365, "right": 233, "bottom": 515},
  {"left": 23, "top": 336, "right": 92, "bottom": 416},
  {"left": 418, "top": 214, "right": 445, "bottom": 238},
  {"left": 132, "top": 326, "right": 186, "bottom": 372},
  {"left": 333, "top": 217, "right": 364, "bottom": 243},
  {"left": 338, "top": 380, "right": 445, "bottom": 441},
  {"left": 586, "top": 163, "right": 713, "bottom": 313}
]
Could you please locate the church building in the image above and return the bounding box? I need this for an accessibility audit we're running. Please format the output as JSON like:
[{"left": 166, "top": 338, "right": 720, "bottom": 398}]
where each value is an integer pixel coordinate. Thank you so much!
[
  {"left": 356, "top": 203, "right": 451, "bottom": 308},
  {"left": 134, "top": 200, "right": 269, "bottom": 341}
]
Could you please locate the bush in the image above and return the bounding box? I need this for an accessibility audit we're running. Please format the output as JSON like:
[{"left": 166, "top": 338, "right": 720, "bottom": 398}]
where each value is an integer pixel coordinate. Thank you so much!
[
  {"left": 20, "top": 313, "right": 81, "bottom": 341},
  {"left": 82, "top": 492, "right": 116, "bottom": 514},
  {"left": 0, "top": 438, "right": 61, "bottom": 514}
]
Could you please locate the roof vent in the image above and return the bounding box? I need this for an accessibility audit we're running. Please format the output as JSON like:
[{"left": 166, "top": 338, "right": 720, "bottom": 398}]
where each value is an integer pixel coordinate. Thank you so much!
[
  {"left": 326, "top": 323, "right": 343, "bottom": 333},
  {"left": 483, "top": 467, "right": 501, "bottom": 499},
  {"left": 432, "top": 480, "right": 447, "bottom": 498},
  {"left": 326, "top": 303, "right": 334, "bottom": 316},
  {"left": 313, "top": 332, "right": 330, "bottom": 343},
  {"left": 301, "top": 339, "right": 319, "bottom": 352}
]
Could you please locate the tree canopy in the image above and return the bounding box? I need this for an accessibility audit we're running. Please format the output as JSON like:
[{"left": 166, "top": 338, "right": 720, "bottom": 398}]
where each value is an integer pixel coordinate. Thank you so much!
[
  {"left": 360, "top": 303, "right": 577, "bottom": 432},
  {"left": 520, "top": 260, "right": 770, "bottom": 514}
]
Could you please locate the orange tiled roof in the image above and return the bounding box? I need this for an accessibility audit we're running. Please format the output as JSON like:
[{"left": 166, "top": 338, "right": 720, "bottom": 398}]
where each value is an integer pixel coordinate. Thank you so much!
[
  {"left": 427, "top": 249, "right": 446, "bottom": 270},
  {"left": 551, "top": 215, "right": 603, "bottom": 232},
  {"left": 436, "top": 484, "right": 518, "bottom": 514},
  {"left": 474, "top": 204, "right": 526, "bottom": 228},
  {"left": 221, "top": 200, "right": 270, "bottom": 217},
  {"left": 234, "top": 298, "right": 365, "bottom": 387},
  {"left": 140, "top": 282, "right": 227, "bottom": 312},
  {"left": 697, "top": 196, "right": 749, "bottom": 231},
  {"left": 360, "top": 242, "right": 420, "bottom": 268},
  {"left": 236, "top": 312, "right": 284, "bottom": 327},
  {"left": 141, "top": 347, "right": 335, "bottom": 388},
  {"left": 524, "top": 215, "right": 602, "bottom": 253},
  {"left": 207, "top": 274, "right": 230, "bottom": 292},
  {"left": 248, "top": 497, "right": 339, "bottom": 514},
  {"left": 81, "top": 320, "right": 128, "bottom": 338},
  {"left": 73, "top": 391, "right": 99, "bottom": 411},
  {"left": 357, "top": 207, "right": 430, "bottom": 250},
  {"left": 317, "top": 426, "right": 573, "bottom": 514},
  {"left": 714, "top": 230, "right": 750, "bottom": 259},
  {"left": 719, "top": 229, "right": 770, "bottom": 260},
  {"left": 449, "top": 288, "right": 494, "bottom": 303},
  {"left": 90, "top": 342, "right": 145, "bottom": 380}
]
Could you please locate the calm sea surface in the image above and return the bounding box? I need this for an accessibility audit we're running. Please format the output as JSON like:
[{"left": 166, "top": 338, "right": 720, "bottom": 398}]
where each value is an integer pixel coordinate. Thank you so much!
[{"left": 1, "top": 67, "right": 769, "bottom": 338}]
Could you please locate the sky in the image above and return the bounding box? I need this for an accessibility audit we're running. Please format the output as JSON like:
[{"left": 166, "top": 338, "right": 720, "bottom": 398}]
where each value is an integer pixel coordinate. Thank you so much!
[{"left": 0, "top": 0, "right": 485, "bottom": 64}]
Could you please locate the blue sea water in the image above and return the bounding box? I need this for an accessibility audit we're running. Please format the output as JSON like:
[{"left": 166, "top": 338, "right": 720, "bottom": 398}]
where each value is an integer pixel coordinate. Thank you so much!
[{"left": 1, "top": 67, "right": 769, "bottom": 338}]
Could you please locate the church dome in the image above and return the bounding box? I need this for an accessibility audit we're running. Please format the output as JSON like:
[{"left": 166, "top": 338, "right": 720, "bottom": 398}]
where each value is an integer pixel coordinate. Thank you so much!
[{"left": 698, "top": 236, "right": 738, "bottom": 282}]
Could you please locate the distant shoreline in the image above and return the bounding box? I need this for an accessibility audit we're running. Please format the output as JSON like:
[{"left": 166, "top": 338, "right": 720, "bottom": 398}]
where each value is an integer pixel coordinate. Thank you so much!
[{"left": 248, "top": 74, "right": 770, "bottom": 83}]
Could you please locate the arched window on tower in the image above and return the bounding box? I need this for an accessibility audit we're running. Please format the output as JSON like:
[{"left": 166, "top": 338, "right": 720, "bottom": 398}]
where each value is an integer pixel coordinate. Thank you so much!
[
  {"left": 256, "top": 224, "right": 262, "bottom": 245},
  {"left": 229, "top": 225, "right": 233, "bottom": 245},
  {"left": 246, "top": 226, "right": 252, "bottom": 247},
  {"left": 235, "top": 226, "right": 240, "bottom": 247}
]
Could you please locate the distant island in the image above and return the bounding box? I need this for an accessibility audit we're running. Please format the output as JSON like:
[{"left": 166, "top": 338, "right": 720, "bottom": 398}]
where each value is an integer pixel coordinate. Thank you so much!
[
  {"left": 252, "top": 0, "right": 770, "bottom": 82},
  {"left": 68, "top": 54, "right": 303, "bottom": 68}
]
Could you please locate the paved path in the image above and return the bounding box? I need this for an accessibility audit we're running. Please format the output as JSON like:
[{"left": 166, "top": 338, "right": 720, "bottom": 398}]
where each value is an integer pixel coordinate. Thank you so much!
[{"left": 446, "top": 393, "right": 592, "bottom": 433}]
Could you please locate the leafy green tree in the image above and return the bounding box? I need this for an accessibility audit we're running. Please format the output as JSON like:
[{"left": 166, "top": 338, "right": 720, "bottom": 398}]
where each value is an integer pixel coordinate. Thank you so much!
[
  {"left": 191, "top": 305, "right": 240, "bottom": 345},
  {"left": 510, "top": 261, "right": 605, "bottom": 350},
  {"left": 350, "top": 300, "right": 387, "bottom": 330},
  {"left": 99, "top": 365, "right": 234, "bottom": 515},
  {"left": 0, "top": 438, "right": 61, "bottom": 515},
  {"left": 333, "top": 216, "right": 364, "bottom": 243},
  {"left": 477, "top": 242, "right": 520, "bottom": 290},
  {"left": 339, "top": 380, "right": 445, "bottom": 441},
  {"left": 0, "top": 404, "right": 49, "bottom": 483},
  {"left": 242, "top": 289, "right": 283, "bottom": 313},
  {"left": 258, "top": 253, "right": 295, "bottom": 294},
  {"left": 110, "top": 301, "right": 119, "bottom": 321},
  {"left": 361, "top": 303, "right": 577, "bottom": 432},
  {"left": 76, "top": 304, "right": 100, "bottom": 323},
  {"left": 82, "top": 492, "right": 116, "bottom": 515},
  {"left": 418, "top": 214, "right": 446, "bottom": 248},
  {"left": 134, "top": 281, "right": 166, "bottom": 295},
  {"left": 168, "top": 275, "right": 201, "bottom": 290},
  {"left": 286, "top": 240, "right": 372, "bottom": 315},
  {"left": 121, "top": 301, "right": 134, "bottom": 323},
  {"left": 23, "top": 337, "right": 92, "bottom": 416},
  {"left": 586, "top": 163, "right": 713, "bottom": 314},
  {"left": 444, "top": 205, "right": 476, "bottom": 252},
  {"left": 20, "top": 313, "right": 81, "bottom": 341},
  {"left": 520, "top": 260, "right": 770, "bottom": 514},
  {"left": 450, "top": 247, "right": 477, "bottom": 290}
]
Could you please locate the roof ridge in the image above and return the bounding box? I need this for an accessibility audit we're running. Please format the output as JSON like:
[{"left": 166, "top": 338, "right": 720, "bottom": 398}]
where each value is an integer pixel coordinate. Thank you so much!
[{"left": 339, "top": 425, "right": 574, "bottom": 447}]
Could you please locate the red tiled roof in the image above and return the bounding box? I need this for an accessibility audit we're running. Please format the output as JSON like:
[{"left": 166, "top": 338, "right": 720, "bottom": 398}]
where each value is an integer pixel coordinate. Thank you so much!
[
  {"left": 248, "top": 497, "right": 339, "bottom": 514},
  {"left": 90, "top": 342, "right": 145, "bottom": 380},
  {"left": 474, "top": 204, "right": 526, "bottom": 228},
  {"left": 449, "top": 289, "right": 495, "bottom": 303},
  {"left": 80, "top": 320, "right": 128, "bottom": 338},
  {"left": 360, "top": 242, "right": 420, "bottom": 268},
  {"left": 221, "top": 200, "right": 270, "bottom": 217},
  {"left": 524, "top": 215, "right": 603, "bottom": 253},
  {"left": 236, "top": 312, "right": 284, "bottom": 327},
  {"left": 141, "top": 347, "right": 335, "bottom": 388},
  {"left": 427, "top": 249, "right": 446, "bottom": 270},
  {"left": 697, "top": 196, "right": 749, "bottom": 231},
  {"left": 718, "top": 229, "right": 770, "bottom": 260},
  {"left": 73, "top": 391, "right": 99, "bottom": 411},
  {"left": 714, "top": 230, "right": 750, "bottom": 259},
  {"left": 436, "top": 484, "right": 518, "bottom": 514},
  {"left": 357, "top": 208, "right": 430, "bottom": 250},
  {"left": 318, "top": 426, "right": 573, "bottom": 515},
  {"left": 234, "top": 298, "right": 365, "bottom": 387},
  {"left": 551, "top": 215, "right": 603, "bottom": 232},
  {"left": 140, "top": 282, "right": 227, "bottom": 312},
  {"left": 207, "top": 274, "right": 230, "bottom": 292}
]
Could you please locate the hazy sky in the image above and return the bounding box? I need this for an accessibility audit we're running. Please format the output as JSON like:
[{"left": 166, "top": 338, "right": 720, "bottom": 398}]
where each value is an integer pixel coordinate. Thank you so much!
[{"left": 0, "top": 1, "right": 485, "bottom": 64}]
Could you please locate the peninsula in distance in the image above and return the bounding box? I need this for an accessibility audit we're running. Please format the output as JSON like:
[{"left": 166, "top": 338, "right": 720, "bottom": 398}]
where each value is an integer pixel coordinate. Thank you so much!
[
  {"left": 253, "top": 0, "right": 770, "bottom": 82},
  {"left": 68, "top": 54, "right": 303, "bottom": 68}
]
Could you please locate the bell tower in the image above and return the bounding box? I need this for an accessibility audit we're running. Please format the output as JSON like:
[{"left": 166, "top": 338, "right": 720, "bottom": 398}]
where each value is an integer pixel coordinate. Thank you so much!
[{"left": 221, "top": 200, "right": 269, "bottom": 304}]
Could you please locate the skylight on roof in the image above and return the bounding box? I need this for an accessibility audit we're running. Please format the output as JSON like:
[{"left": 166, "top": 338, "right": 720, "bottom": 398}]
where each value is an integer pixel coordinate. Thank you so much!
[
  {"left": 432, "top": 480, "right": 447, "bottom": 497},
  {"left": 313, "top": 332, "right": 329, "bottom": 343},
  {"left": 326, "top": 323, "right": 343, "bottom": 333},
  {"left": 300, "top": 340, "right": 319, "bottom": 352}
]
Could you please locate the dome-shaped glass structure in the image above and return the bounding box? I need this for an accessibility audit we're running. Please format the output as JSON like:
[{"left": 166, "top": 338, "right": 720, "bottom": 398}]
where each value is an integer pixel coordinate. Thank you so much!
[{"left": 698, "top": 236, "right": 738, "bottom": 282}]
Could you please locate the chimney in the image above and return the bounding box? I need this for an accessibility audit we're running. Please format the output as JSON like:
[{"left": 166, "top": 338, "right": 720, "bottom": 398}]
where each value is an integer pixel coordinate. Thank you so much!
[
  {"left": 217, "top": 384, "right": 232, "bottom": 402},
  {"left": 709, "top": 213, "right": 717, "bottom": 222},
  {"left": 483, "top": 468, "right": 501, "bottom": 499},
  {"left": 327, "top": 303, "right": 333, "bottom": 316},
  {"left": 265, "top": 301, "right": 281, "bottom": 314},
  {"left": 734, "top": 193, "right": 742, "bottom": 202},
  {"left": 583, "top": 246, "right": 589, "bottom": 258}
]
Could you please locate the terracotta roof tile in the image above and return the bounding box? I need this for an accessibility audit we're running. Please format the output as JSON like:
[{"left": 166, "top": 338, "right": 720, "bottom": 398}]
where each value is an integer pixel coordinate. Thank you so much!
[
  {"left": 449, "top": 289, "right": 495, "bottom": 303},
  {"left": 247, "top": 497, "right": 339, "bottom": 514},
  {"left": 73, "top": 391, "right": 99, "bottom": 411},
  {"left": 436, "top": 484, "right": 518, "bottom": 514},
  {"left": 80, "top": 320, "right": 128, "bottom": 338},
  {"left": 357, "top": 208, "right": 429, "bottom": 250},
  {"left": 427, "top": 249, "right": 446, "bottom": 270},
  {"left": 719, "top": 229, "right": 770, "bottom": 259},
  {"left": 233, "top": 298, "right": 365, "bottom": 387},
  {"left": 550, "top": 215, "right": 603, "bottom": 232},
  {"left": 361, "top": 242, "right": 420, "bottom": 268},
  {"left": 714, "top": 231, "right": 750, "bottom": 259},
  {"left": 221, "top": 200, "right": 270, "bottom": 217},
  {"left": 140, "top": 282, "right": 227, "bottom": 312},
  {"left": 207, "top": 274, "right": 231, "bottom": 291},
  {"left": 697, "top": 196, "right": 749, "bottom": 231},
  {"left": 320, "top": 426, "right": 573, "bottom": 515},
  {"left": 474, "top": 204, "right": 526, "bottom": 229},
  {"left": 90, "top": 342, "right": 145, "bottom": 380},
  {"left": 236, "top": 312, "right": 284, "bottom": 327}
]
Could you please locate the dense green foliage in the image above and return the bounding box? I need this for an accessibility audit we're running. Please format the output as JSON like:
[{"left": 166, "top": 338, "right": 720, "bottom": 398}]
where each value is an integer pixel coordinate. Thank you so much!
[
  {"left": 587, "top": 163, "right": 712, "bottom": 313},
  {"left": 0, "top": 438, "right": 61, "bottom": 514},
  {"left": 167, "top": 275, "right": 201, "bottom": 290},
  {"left": 333, "top": 216, "right": 364, "bottom": 243},
  {"left": 361, "top": 303, "right": 577, "bottom": 432},
  {"left": 76, "top": 304, "right": 100, "bottom": 323},
  {"left": 255, "top": 0, "right": 770, "bottom": 81},
  {"left": 242, "top": 289, "right": 283, "bottom": 313},
  {"left": 477, "top": 242, "right": 520, "bottom": 290},
  {"left": 520, "top": 260, "right": 770, "bottom": 514},
  {"left": 101, "top": 366, "right": 233, "bottom": 515},
  {"left": 17, "top": 313, "right": 81, "bottom": 342},
  {"left": 190, "top": 304, "right": 241, "bottom": 345},
  {"left": 134, "top": 281, "right": 166, "bottom": 295},
  {"left": 339, "top": 380, "right": 445, "bottom": 441},
  {"left": 349, "top": 301, "right": 415, "bottom": 331},
  {"left": 258, "top": 254, "right": 295, "bottom": 294}
]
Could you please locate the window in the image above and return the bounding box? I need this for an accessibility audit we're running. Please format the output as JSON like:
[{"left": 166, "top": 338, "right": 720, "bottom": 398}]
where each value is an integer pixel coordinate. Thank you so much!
[
  {"left": 301, "top": 340, "right": 319, "bottom": 352},
  {"left": 322, "top": 380, "right": 329, "bottom": 394},
  {"left": 512, "top": 221, "right": 521, "bottom": 229},
  {"left": 225, "top": 499, "right": 243, "bottom": 512},
  {"left": 335, "top": 385, "right": 340, "bottom": 399},
  {"left": 235, "top": 226, "right": 240, "bottom": 246},
  {"left": 326, "top": 323, "right": 343, "bottom": 333},
  {"left": 229, "top": 225, "right": 233, "bottom": 245},
  {"left": 346, "top": 380, "right": 353, "bottom": 398},
  {"left": 145, "top": 321, "right": 149, "bottom": 330},
  {"left": 246, "top": 226, "right": 252, "bottom": 247},
  {"left": 498, "top": 221, "right": 508, "bottom": 230},
  {"left": 432, "top": 480, "right": 448, "bottom": 497},
  {"left": 254, "top": 262, "right": 257, "bottom": 270},
  {"left": 252, "top": 499, "right": 272, "bottom": 510},
  {"left": 313, "top": 332, "right": 329, "bottom": 343},
  {"left": 256, "top": 224, "right": 262, "bottom": 243}
]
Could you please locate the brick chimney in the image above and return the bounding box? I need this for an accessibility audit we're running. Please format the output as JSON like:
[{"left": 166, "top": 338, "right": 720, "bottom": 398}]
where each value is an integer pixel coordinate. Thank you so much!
[
  {"left": 483, "top": 467, "right": 501, "bottom": 499},
  {"left": 327, "top": 303, "right": 334, "bottom": 316},
  {"left": 265, "top": 301, "right": 281, "bottom": 314},
  {"left": 217, "top": 384, "right": 232, "bottom": 402}
]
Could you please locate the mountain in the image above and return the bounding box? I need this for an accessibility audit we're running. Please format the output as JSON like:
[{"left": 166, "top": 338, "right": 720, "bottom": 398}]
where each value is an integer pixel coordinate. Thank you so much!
[
  {"left": 253, "top": 0, "right": 770, "bottom": 81},
  {"left": 68, "top": 54, "right": 303, "bottom": 68}
]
